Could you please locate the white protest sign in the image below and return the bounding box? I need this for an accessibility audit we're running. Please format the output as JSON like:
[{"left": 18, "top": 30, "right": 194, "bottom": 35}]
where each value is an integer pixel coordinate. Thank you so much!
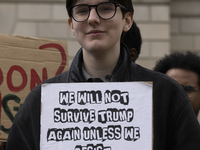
[{"left": 40, "top": 82, "right": 153, "bottom": 150}]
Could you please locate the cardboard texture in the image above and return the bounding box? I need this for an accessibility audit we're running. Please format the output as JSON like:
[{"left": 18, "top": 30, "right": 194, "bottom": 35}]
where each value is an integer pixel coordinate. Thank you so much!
[{"left": 0, "top": 34, "right": 69, "bottom": 141}]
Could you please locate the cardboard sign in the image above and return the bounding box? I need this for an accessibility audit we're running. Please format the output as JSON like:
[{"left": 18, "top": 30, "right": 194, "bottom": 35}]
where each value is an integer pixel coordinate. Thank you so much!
[
  {"left": 0, "top": 34, "right": 69, "bottom": 140},
  {"left": 41, "top": 82, "right": 153, "bottom": 150}
]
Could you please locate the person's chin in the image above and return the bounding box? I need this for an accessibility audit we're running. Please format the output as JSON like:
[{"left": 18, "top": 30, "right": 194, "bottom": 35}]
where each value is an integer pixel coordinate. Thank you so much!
[{"left": 84, "top": 45, "right": 105, "bottom": 53}]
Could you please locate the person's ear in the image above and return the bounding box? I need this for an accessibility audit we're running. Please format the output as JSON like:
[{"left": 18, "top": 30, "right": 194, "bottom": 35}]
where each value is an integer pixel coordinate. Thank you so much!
[
  {"left": 68, "top": 18, "right": 75, "bottom": 35},
  {"left": 129, "top": 48, "right": 138, "bottom": 62},
  {"left": 123, "top": 12, "right": 133, "bottom": 32}
]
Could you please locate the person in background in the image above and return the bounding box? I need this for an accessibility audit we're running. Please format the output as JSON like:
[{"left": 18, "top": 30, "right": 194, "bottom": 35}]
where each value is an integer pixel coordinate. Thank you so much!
[
  {"left": 154, "top": 51, "right": 200, "bottom": 118},
  {"left": 123, "top": 20, "right": 142, "bottom": 62},
  {"left": 6, "top": 0, "right": 200, "bottom": 149}
]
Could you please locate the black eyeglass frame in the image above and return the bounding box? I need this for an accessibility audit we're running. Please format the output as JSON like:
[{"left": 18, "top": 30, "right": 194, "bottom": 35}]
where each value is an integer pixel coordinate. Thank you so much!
[{"left": 67, "top": 2, "right": 127, "bottom": 22}]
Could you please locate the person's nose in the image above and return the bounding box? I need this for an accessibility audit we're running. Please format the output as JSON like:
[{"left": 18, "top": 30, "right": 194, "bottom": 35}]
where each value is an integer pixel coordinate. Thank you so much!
[{"left": 88, "top": 8, "right": 100, "bottom": 24}]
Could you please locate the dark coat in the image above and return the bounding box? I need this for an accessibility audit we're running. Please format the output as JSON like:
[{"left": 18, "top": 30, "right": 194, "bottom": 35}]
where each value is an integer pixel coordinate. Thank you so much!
[{"left": 6, "top": 44, "right": 200, "bottom": 150}]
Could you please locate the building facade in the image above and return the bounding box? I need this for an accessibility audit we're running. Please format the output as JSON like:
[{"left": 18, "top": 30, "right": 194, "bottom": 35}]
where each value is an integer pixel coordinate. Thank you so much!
[{"left": 1, "top": 0, "right": 200, "bottom": 69}]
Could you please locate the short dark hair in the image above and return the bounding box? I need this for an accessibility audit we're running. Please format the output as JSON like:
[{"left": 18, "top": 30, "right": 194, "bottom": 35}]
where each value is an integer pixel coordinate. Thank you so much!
[
  {"left": 123, "top": 21, "right": 142, "bottom": 56},
  {"left": 66, "top": 0, "right": 134, "bottom": 18},
  {"left": 153, "top": 51, "right": 200, "bottom": 86}
]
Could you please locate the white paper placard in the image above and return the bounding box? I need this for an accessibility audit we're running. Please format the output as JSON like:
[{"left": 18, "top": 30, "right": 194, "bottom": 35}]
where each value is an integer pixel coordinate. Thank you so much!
[{"left": 40, "top": 82, "right": 153, "bottom": 150}]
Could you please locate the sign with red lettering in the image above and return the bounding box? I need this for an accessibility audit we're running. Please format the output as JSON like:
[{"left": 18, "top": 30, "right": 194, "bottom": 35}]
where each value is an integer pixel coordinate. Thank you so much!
[
  {"left": 41, "top": 82, "right": 153, "bottom": 150},
  {"left": 0, "top": 34, "right": 69, "bottom": 140}
]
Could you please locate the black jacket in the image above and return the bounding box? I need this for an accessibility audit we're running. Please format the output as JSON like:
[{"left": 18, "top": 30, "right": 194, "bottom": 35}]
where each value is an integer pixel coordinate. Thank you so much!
[{"left": 6, "top": 45, "right": 200, "bottom": 150}]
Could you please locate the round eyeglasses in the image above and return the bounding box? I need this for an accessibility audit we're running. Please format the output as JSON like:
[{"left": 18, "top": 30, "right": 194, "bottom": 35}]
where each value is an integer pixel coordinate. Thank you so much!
[
  {"left": 182, "top": 85, "right": 199, "bottom": 97},
  {"left": 68, "top": 2, "right": 126, "bottom": 22}
]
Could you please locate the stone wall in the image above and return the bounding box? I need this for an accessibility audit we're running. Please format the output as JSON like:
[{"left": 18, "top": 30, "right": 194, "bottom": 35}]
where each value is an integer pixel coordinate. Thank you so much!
[
  {"left": 0, "top": 0, "right": 200, "bottom": 68},
  {"left": 0, "top": 0, "right": 171, "bottom": 69},
  {"left": 171, "top": 0, "right": 200, "bottom": 53},
  {"left": 132, "top": 0, "right": 170, "bottom": 69}
]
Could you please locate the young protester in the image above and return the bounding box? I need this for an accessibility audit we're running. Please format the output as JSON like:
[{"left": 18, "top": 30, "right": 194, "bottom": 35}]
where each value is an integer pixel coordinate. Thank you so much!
[
  {"left": 154, "top": 51, "right": 200, "bottom": 118},
  {"left": 6, "top": 0, "right": 200, "bottom": 150},
  {"left": 123, "top": 20, "right": 142, "bottom": 62}
]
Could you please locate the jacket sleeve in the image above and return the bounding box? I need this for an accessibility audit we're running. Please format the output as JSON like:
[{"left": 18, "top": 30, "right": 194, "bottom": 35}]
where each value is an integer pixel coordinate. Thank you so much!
[
  {"left": 6, "top": 85, "right": 41, "bottom": 150},
  {"left": 6, "top": 117, "right": 34, "bottom": 150},
  {"left": 169, "top": 101, "right": 200, "bottom": 150},
  {"left": 151, "top": 73, "right": 200, "bottom": 150}
]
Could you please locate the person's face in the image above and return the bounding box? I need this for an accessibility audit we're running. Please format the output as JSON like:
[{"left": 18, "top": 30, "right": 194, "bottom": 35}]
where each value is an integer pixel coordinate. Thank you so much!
[
  {"left": 68, "top": 0, "right": 133, "bottom": 55},
  {"left": 166, "top": 68, "right": 200, "bottom": 116}
]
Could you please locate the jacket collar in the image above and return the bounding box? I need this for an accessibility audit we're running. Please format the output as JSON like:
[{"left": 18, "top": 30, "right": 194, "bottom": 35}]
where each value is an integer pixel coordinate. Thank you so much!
[{"left": 67, "top": 43, "right": 133, "bottom": 82}]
